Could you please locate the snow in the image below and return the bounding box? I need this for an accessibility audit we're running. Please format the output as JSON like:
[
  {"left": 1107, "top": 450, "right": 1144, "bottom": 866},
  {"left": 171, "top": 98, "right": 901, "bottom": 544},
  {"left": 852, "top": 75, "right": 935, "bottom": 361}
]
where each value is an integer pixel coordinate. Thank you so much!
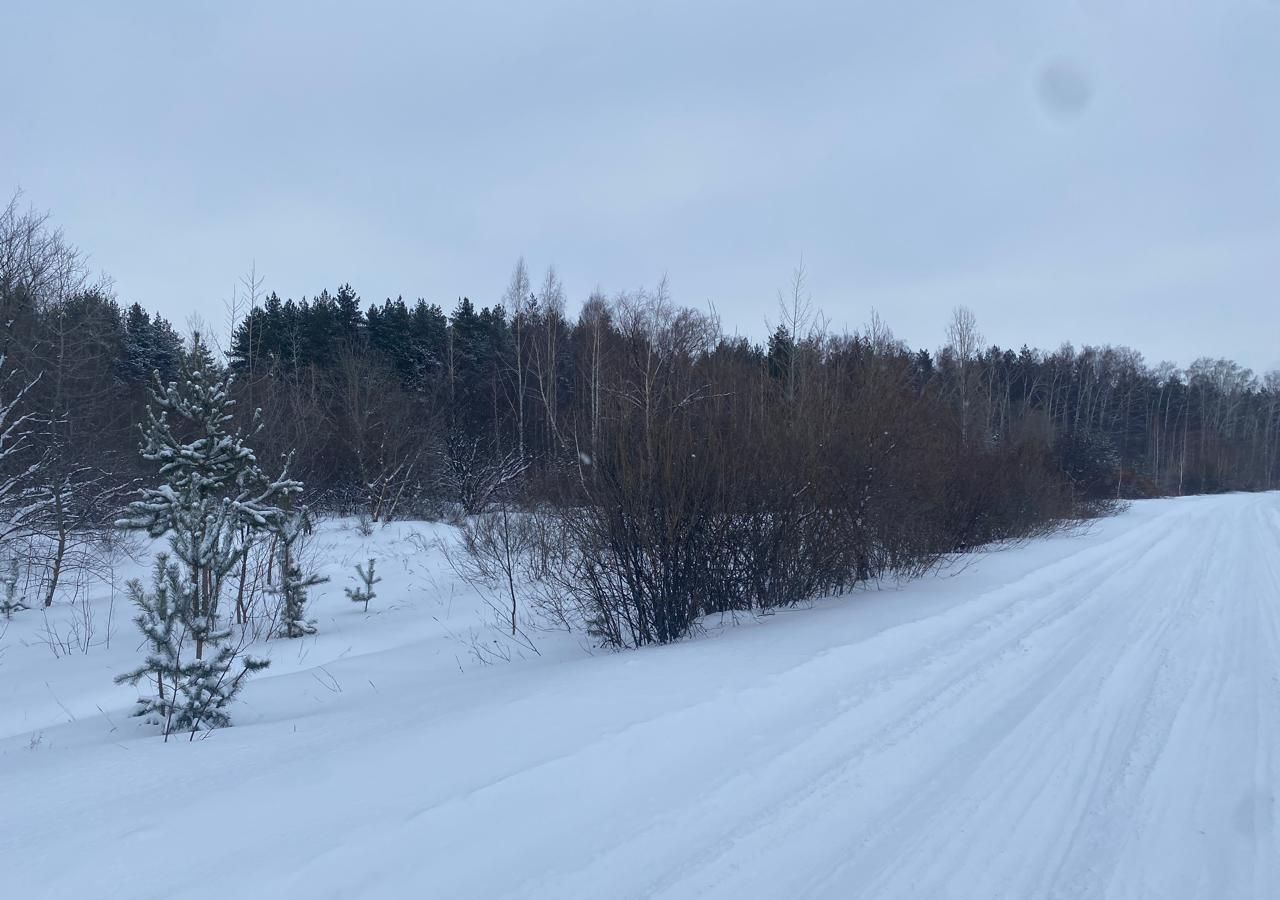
[{"left": 3, "top": 494, "right": 1280, "bottom": 899}]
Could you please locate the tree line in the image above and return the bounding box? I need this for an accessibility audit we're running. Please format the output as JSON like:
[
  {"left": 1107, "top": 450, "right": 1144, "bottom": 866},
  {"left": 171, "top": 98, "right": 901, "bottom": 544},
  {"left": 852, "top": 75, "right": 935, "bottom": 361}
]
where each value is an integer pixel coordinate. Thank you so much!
[{"left": 3, "top": 193, "right": 1279, "bottom": 650}]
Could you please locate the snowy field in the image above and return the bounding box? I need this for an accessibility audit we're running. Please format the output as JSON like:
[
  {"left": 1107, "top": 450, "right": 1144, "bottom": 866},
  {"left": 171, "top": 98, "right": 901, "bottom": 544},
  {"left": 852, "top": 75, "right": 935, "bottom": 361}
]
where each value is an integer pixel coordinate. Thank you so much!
[{"left": 3, "top": 493, "right": 1279, "bottom": 899}]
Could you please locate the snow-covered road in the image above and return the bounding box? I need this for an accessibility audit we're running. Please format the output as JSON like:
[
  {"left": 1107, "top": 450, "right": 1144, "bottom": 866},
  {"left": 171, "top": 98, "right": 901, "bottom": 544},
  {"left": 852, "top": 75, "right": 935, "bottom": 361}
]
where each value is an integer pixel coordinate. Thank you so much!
[{"left": 5, "top": 493, "right": 1279, "bottom": 898}]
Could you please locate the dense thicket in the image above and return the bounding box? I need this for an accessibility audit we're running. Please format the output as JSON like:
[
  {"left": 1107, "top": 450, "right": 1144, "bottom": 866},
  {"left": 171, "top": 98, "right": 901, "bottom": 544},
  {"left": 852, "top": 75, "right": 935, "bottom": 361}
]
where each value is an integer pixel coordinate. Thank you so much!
[
  {"left": 3, "top": 196, "right": 1278, "bottom": 644},
  {"left": 222, "top": 270, "right": 1280, "bottom": 513}
]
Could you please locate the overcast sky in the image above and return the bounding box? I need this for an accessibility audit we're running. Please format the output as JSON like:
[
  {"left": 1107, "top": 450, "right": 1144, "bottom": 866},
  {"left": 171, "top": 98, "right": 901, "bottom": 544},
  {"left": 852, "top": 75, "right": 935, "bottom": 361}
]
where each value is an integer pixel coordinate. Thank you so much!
[{"left": 3, "top": 0, "right": 1278, "bottom": 371}]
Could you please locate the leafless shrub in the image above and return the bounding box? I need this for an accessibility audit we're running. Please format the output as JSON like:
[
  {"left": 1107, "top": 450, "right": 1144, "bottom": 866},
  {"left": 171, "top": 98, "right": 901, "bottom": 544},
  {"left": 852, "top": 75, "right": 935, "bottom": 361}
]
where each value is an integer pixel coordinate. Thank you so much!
[
  {"left": 437, "top": 432, "right": 528, "bottom": 516},
  {"left": 34, "top": 567, "right": 116, "bottom": 657},
  {"left": 444, "top": 503, "right": 542, "bottom": 655}
]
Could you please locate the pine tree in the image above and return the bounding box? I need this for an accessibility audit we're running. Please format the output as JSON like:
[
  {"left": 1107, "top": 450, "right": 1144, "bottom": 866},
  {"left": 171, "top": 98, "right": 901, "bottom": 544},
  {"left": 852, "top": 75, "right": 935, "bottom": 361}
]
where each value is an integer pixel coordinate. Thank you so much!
[
  {"left": 301, "top": 291, "right": 340, "bottom": 365},
  {"left": 448, "top": 297, "right": 490, "bottom": 438},
  {"left": 344, "top": 558, "right": 380, "bottom": 612},
  {"left": 116, "top": 335, "right": 299, "bottom": 735},
  {"left": 273, "top": 503, "right": 327, "bottom": 638},
  {"left": 120, "top": 303, "right": 183, "bottom": 385},
  {"left": 766, "top": 324, "right": 793, "bottom": 383},
  {"left": 116, "top": 555, "right": 269, "bottom": 737},
  {"left": 408, "top": 299, "right": 448, "bottom": 388},
  {"left": 335, "top": 283, "right": 362, "bottom": 338}
]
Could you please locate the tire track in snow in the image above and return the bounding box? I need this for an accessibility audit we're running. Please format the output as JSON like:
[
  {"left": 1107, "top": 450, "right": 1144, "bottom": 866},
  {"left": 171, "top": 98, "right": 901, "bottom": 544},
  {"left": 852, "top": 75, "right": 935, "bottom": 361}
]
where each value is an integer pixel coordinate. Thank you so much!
[
  {"left": 758, "top": 503, "right": 1226, "bottom": 899},
  {"left": 630, "top": 498, "right": 1246, "bottom": 899},
  {"left": 532, "top": 503, "right": 1203, "bottom": 897}
]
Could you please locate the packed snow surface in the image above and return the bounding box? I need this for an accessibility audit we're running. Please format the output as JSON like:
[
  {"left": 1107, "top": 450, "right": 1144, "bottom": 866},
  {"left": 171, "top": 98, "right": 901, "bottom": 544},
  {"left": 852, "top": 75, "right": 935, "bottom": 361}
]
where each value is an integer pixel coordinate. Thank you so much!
[{"left": 3, "top": 493, "right": 1279, "bottom": 899}]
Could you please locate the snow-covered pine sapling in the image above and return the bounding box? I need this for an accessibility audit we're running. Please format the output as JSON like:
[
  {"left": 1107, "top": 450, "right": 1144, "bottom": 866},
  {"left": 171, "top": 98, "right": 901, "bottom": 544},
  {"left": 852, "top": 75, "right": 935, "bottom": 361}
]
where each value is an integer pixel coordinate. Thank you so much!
[
  {"left": 0, "top": 558, "right": 27, "bottom": 618},
  {"left": 345, "top": 558, "right": 380, "bottom": 612},
  {"left": 273, "top": 504, "right": 327, "bottom": 639},
  {"left": 116, "top": 334, "right": 298, "bottom": 736},
  {"left": 115, "top": 555, "right": 268, "bottom": 738}
]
